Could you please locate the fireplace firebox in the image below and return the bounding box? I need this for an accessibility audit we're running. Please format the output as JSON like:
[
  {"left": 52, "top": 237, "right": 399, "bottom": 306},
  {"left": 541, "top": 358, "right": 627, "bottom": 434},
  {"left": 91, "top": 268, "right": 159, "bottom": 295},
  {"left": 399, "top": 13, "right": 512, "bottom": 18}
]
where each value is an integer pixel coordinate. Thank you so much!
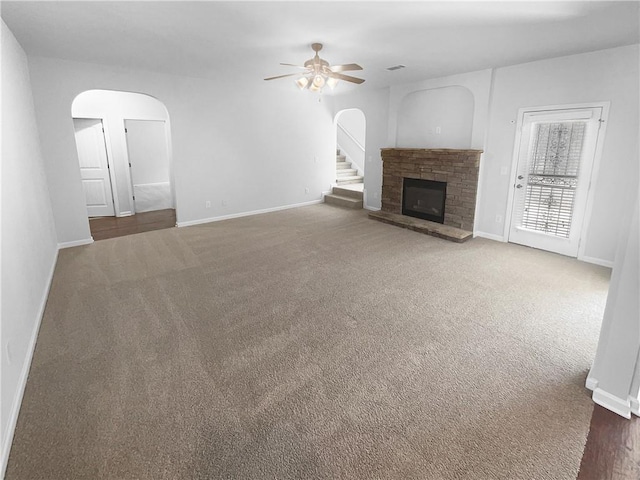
[{"left": 402, "top": 178, "right": 447, "bottom": 224}]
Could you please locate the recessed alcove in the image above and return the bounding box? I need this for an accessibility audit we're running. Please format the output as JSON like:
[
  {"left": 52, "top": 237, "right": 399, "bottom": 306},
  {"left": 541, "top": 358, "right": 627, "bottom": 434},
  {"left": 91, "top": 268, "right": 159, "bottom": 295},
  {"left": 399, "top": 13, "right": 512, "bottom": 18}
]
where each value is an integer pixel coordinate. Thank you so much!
[{"left": 396, "top": 86, "right": 474, "bottom": 149}]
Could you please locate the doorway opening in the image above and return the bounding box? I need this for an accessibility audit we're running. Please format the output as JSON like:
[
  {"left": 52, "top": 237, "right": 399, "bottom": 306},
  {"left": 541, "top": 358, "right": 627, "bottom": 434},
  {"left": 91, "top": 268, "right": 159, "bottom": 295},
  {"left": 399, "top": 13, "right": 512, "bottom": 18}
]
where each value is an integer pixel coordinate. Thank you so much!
[
  {"left": 328, "top": 109, "right": 366, "bottom": 208},
  {"left": 505, "top": 104, "right": 608, "bottom": 258},
  {"left": 71, "top": 90, "right": 176, "bottom": 240}
]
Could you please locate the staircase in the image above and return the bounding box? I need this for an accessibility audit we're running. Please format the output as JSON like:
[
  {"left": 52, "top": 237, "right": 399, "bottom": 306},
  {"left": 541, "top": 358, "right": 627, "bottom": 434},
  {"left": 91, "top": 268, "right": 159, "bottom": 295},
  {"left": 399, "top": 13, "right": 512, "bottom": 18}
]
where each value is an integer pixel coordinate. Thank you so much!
[
  {"left": 324, "top": 150, "right": 364, "bottom": 209},
  {"left": 334, "top": 151, "right": 363, "bottom": 186}
]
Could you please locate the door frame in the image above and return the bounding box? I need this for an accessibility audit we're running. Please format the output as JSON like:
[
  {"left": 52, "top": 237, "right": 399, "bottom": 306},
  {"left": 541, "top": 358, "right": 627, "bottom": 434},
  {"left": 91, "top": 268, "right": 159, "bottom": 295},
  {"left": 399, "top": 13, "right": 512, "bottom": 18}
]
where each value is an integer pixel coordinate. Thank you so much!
[
  {"left": 503, "top": 102, "right": 610, "bottom": 262},
  {"left": 73, "top": 116, "right": 121, "bottom": 217},
  {"left": 334, "top": 108, "right": 367, "bottom": 203}
]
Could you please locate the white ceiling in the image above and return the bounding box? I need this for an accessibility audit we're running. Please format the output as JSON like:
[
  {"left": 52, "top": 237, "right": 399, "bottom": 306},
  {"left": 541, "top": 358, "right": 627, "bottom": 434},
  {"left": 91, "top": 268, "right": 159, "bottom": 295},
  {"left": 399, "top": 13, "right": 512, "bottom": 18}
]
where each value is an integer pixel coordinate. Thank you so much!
[{"left": 2, "top": 1, "right": 639, "bottom": 94}]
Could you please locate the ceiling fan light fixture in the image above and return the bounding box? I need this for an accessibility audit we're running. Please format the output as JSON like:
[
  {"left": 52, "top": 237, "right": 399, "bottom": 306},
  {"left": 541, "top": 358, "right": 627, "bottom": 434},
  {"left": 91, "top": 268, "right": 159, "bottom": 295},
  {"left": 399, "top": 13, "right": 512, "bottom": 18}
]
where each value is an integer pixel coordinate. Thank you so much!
[
  {"left": 327, "top": 77, "right": 339, "bottom": 89},
  {"left": 265, "top": 43, "right": 364, "bottom": 94},
  {"left": 312, "top": 74, "right": 325, "bottom": 88},
  {"left": 296, "top": 77, "right": 310, "bottom": 90}
]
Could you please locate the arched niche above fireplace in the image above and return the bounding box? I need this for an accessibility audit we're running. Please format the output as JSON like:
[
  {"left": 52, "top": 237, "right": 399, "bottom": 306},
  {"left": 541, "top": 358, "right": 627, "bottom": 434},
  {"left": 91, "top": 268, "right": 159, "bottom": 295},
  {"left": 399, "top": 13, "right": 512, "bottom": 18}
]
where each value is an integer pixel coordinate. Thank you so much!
[{"left": 396, "top": 86, "right": 474, "bottom": 149}]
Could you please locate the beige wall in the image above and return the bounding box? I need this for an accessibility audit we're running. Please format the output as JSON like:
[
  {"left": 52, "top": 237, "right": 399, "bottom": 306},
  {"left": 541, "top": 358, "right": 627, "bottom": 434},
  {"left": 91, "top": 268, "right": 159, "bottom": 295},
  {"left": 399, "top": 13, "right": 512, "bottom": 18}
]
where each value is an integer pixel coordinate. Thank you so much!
[
  {"left": 28, "top": 55, "right": 335, "bottom": 242},
  {"left": 335, "top": 44, "right": 639, "bottom": 265},
  {"left": 480, "top": 44, "right": 639, "bottom": 263},
  {"left": 0, "top": 21, "right": 58, "bottom": 476}
]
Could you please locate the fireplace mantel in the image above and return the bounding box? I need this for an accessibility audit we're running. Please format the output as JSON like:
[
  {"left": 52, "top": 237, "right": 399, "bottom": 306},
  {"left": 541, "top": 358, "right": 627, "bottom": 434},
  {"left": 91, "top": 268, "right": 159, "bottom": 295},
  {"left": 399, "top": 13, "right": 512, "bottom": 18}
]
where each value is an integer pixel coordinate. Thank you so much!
[
  {"left": 378, "top": 148, "right": 483, "bottom": 233},
  {"left": 381, "top": 148, "right": 483, "bottom": 155}
]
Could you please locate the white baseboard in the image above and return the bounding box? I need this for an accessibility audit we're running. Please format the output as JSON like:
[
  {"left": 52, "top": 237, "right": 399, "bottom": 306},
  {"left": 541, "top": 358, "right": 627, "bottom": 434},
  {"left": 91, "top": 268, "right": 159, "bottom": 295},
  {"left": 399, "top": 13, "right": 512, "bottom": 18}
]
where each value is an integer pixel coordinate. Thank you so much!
[
  {"left": 585, "top": 376, "right": 599, "bottom": 391},
  {"left": 579, "top": 255, "right": 614, "bottom": 268},
  {"left": 474, "top": 231, "right": 505, "bottom": 242},
  {"left": 592, "top": 388, "right": 632, "bottom": 419},
  {"left": 0, "top": 248, "right": 59, "bottom": 478},
  {"left": 58, "top": 237, "right": 94, "bottom": 249},
  {"left": 363, "top": 204, "right": 381, "bottom": 212},
  {"left": 586, "top": 377, "right": 639, "bottom": 417},
  {"left": 177, "top": 199, "right": 324, "bottom": 227}
]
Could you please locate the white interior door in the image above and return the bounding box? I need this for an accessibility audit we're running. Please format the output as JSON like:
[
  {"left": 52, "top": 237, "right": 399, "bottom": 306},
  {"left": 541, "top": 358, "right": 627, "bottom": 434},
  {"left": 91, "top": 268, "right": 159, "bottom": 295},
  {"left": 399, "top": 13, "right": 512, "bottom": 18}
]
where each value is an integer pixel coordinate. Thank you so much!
[
  {"left": 508, "top": 108, "right": 602, "bottom": 257},
  {"left": 124, "top": 120, "right": 172, "bottom": 213},
  {"left": 73, "top": 118, "right": 115, "bottom": 217}
]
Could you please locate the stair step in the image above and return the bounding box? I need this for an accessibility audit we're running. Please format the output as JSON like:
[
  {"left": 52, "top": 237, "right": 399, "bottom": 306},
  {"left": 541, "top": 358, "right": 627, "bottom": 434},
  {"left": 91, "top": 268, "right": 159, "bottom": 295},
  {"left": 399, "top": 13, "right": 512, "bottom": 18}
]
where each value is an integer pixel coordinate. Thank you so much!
[
  {"left": 336, "top": 162, "right": 352, "bottom": 169},
  {"left": 333, "top": 186, "right": 363, "bottom": 200},
  {"left": 336, "top": 154, "right": 347, "bottom": 162},
  {"left": 336, "top": 175, "right": 364, "bottom": 185},
  {"left": 324, "top": 193, "right": 363, "bottom": 209},
  {"left": 337, "top": 168, "right": 358, "bottom": 177}
]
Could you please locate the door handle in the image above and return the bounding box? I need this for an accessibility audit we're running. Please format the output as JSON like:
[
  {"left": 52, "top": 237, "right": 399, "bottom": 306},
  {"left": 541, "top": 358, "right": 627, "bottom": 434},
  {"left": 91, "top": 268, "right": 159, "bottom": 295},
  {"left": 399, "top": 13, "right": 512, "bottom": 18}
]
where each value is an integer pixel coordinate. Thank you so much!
[
  {"left": 517, "top": 175, "right": 524, "bottom": 180},
  {"left": 516, "top": 184, "right": 523, "bottom": 189}
]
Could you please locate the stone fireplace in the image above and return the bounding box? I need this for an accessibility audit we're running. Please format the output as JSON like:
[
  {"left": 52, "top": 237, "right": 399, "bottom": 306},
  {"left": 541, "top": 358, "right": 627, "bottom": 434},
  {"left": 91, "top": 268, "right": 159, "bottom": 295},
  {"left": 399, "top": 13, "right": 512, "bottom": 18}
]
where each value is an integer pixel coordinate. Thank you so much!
[{"left": 370, "top": 148, "right": 482, "bottom": 242}]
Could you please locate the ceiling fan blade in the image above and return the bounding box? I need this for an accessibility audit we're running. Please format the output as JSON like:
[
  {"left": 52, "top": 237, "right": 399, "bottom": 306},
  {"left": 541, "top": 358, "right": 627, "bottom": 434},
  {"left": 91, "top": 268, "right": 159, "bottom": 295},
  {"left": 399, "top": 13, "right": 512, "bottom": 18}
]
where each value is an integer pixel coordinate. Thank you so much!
[
  {"left": 280, "top": 63, "right": 307, "bottom": 69},
  {"left": 325, "top": 71, "right": 365, "bottom": 84},
  {"left": 329, "top": 63, "right": 363, "bottom": 72},
  {"left": 264, "top": 73, "right": 298, "bottom": 81}
]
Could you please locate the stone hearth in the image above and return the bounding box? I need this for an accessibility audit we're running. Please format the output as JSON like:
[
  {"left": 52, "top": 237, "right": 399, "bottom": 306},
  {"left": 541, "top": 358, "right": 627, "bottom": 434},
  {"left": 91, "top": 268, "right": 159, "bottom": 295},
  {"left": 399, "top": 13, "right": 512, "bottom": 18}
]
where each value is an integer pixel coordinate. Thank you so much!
[{"left": 370, "top": 148, "right": 482, "bottom": 241}]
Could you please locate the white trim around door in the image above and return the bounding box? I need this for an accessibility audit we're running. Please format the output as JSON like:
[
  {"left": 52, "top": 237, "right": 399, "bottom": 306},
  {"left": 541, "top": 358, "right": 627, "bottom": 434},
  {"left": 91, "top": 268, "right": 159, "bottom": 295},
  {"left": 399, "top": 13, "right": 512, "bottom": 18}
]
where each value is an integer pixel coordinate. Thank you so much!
[{"left": 503, "top": 102, "right": 610, "bottom": 260}]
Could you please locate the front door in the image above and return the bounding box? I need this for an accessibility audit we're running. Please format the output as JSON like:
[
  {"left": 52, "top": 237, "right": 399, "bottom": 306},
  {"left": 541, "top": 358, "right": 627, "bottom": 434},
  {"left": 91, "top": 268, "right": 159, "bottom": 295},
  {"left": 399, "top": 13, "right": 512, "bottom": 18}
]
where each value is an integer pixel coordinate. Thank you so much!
[
  {"left": 508, "top": 107, "right": 603, "bottom": 257},
  {"left": 73, "top": 118, "right": 115, "bottom": 217}
]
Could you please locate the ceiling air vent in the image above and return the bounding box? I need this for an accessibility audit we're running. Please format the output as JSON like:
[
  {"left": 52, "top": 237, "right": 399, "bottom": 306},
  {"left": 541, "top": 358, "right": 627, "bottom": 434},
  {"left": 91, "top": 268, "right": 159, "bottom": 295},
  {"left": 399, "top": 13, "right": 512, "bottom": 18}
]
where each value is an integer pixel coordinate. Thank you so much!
[{"left": 386, "top": 64, "right": 406, "bottom": 71}]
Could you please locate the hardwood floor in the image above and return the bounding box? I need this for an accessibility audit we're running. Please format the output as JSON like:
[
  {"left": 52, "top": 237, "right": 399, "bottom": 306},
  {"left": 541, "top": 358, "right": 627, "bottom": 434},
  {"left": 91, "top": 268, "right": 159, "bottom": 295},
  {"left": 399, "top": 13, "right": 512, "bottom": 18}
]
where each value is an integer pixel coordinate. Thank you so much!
[
  {"left": 89, "top": 207, "right": 639, "bottom": 477},
  {"left": 578, "top": 404, "right": 640, "bottom": 479},
  {"left": 89, "top": 209, "right": 176, "bottom": 240}
]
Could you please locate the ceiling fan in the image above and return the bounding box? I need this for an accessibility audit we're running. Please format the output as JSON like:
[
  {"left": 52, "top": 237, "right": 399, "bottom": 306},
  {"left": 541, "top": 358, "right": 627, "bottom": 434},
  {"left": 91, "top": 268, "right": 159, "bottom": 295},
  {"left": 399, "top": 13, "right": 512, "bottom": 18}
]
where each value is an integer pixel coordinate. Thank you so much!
[{"left": 264, "top": 43, "right": 364, "bottom": 93}]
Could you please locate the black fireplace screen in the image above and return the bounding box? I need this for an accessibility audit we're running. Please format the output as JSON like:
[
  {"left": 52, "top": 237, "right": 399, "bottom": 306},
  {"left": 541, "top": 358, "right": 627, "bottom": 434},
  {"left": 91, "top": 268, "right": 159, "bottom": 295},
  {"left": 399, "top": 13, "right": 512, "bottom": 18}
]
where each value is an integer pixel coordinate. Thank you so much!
[{"left": 402, "top": 178, "right": 447, "bottom": 223}]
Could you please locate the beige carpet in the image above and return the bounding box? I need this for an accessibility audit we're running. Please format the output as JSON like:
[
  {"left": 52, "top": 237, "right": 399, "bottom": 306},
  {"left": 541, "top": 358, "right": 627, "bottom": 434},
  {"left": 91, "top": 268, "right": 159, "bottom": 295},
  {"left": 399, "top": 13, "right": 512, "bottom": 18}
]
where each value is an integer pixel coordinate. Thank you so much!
[{"left": 7, "top": 204, "right": 610, "bottom": 479}]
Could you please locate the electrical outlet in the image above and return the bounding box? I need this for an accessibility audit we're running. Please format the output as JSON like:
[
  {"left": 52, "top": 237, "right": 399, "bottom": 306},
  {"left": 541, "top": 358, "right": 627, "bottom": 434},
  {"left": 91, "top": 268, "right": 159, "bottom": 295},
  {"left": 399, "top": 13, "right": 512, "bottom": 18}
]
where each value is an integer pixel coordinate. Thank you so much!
[
  {"left": 205, "top": 200, "right": 211, "bottom": 208},
  {"left": 496, "top": 215, "right": 503, "bottom": 223},
  {"left": 305, "top": 187, "right": 310, "bottom": 194},
  {"left": 435, "top": 126, "right": 442, "bottom": 134}
]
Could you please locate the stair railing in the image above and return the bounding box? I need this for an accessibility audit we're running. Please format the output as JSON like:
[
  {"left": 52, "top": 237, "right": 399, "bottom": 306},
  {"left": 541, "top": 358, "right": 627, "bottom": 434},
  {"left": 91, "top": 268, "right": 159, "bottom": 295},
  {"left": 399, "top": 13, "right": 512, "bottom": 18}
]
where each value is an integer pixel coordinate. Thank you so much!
[{"left": 337, "top": 123, "right": 365, "bottom": 176}]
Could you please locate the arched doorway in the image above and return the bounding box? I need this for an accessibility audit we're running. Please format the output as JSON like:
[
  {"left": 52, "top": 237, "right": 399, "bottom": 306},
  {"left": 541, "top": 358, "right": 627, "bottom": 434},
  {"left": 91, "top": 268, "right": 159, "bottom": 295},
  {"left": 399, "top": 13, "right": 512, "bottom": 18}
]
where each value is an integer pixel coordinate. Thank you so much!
[
  {"left": 327, "top": 109, "right": 366, "bottom": 209},
  {"left": 71, "top": 90, "right": 176, "bottom": 239}
]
